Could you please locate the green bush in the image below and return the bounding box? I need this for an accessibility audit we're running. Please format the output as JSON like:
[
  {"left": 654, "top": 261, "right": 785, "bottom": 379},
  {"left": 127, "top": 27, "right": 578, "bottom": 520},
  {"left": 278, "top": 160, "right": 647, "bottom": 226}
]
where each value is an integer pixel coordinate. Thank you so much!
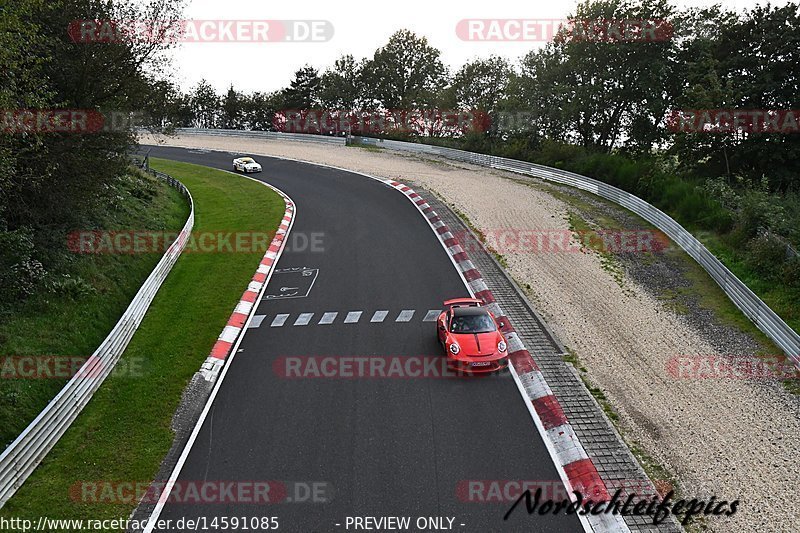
[
  {"left": 746, "top": 235, "right": 789, "bottom": 280},
  {"left": 0, "top": 228, "right": 46, "bottom": 306},
  {"left": 781, "top": 258, "right": 800, "bottom": 288},
  {"left": 44, "top": 274, "right": 97, "bottom": 299},
  {"left": 533, "top": 139, "right": 585, "bottom": 169}
]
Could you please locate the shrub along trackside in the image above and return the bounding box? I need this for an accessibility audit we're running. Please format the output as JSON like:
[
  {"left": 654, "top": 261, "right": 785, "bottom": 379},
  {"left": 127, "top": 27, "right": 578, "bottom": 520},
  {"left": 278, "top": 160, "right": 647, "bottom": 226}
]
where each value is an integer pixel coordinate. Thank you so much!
[{"left": 0, "top": 158, "right": 284, "bottom": 525}]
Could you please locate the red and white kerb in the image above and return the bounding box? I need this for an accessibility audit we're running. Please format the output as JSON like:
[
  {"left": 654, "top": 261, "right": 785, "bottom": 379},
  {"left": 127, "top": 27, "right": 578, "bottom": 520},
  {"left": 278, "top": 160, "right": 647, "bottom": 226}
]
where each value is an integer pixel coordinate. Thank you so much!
[
  {"left": 199, "top": 196, "right": 295, "bottom": 381},
  {"left": 384, "top": 179, "right": 628, "bottom": 532}
]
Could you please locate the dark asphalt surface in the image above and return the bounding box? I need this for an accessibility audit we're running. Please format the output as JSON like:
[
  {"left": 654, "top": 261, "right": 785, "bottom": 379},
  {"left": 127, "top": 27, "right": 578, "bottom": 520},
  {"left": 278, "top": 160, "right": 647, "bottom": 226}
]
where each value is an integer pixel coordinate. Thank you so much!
[{"left": 140, "top": 146, "right": 582, "bottom": 533}]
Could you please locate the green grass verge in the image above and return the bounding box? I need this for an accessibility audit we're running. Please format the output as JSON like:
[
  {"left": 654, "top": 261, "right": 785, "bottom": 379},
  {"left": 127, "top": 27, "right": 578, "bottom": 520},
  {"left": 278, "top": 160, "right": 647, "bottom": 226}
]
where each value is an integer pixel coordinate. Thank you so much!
[
  {"left": 1, "top": 170, "right": 189, "bottom": 449},
  {"left": 698, "top": 231, "right": 800, "bottom": 335},
  {"left": 347, "top": 141, "right": 383, "bottom": 152},
  {"left": 0, "top": 158, "right": 284, "bottom": 526}
]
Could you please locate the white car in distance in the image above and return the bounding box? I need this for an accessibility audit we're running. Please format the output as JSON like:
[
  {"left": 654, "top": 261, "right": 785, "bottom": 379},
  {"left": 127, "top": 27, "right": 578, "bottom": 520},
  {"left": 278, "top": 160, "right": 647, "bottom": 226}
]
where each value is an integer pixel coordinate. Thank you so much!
[{"left": 232, "top": 157, "right": 262, "bottom": 173}]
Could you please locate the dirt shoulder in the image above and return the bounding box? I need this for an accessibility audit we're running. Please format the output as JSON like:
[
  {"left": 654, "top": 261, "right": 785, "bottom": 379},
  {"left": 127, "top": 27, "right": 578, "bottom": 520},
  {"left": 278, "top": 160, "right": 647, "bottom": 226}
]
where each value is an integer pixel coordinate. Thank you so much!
[{"left": 140, "top": 133, "right": 800, "bottom": 532}]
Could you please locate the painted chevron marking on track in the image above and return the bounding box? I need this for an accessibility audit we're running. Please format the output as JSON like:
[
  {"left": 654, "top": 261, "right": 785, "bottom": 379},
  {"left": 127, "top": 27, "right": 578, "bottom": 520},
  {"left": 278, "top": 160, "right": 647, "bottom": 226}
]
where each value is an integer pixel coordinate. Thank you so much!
[
  {"left": 271, "top": 314, "right": 290, "bottom": 327},
  {"left": 396, "top": 309, "right": 415, "bottom": 322},
  {"left": 370, "top": 310, "right": 388, "bottom": 323},
  {"left": 344, "top": 311, "right": 362, "bottom": 323},
  {"left": 256, "top": 309, "right": 448, "bottom": 328},
  {"left": 423, "top": 310, "right": 440, "bottom": 322},
  {"left": 294, "top": 313, "right": 314, "bottom": 326},
  {"left": 248, "top": 315, "right": 267, "bottom": 328},
  {"left": 319, "top": 312, "right": 338, "bottom": 324}
]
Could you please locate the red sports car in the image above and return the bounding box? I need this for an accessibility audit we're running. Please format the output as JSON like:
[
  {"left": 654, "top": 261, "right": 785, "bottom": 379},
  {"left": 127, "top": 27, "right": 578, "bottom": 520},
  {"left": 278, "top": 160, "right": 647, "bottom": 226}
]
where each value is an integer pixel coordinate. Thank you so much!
[{"left": 437, "top": 298, "right": 509, "bottom": 373}]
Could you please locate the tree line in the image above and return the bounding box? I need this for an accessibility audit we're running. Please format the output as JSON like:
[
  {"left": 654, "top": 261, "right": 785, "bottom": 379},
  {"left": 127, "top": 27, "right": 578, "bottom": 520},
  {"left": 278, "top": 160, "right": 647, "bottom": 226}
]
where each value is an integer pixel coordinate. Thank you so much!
[
  {"left": 1, "top": 0, "right": 182, "bottom": 308},
  {"left": 151, "top": 0, "right": 799, "bottom": 290},
  {"left": 153, "top": 1, "right": 799, "bottom": 194},
  {"left": 1, "top": 0, "right": 797, "bottom": 312}
]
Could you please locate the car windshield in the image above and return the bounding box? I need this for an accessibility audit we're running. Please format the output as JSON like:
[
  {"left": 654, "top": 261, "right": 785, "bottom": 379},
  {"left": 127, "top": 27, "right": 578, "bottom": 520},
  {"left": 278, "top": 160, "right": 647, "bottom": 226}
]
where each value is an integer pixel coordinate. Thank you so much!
[
  {"left": 449, "top": 313, "right": 496, "bottom": 334},
  {"left": 242, "top": 158, "right": 254, "bottom": 163}
]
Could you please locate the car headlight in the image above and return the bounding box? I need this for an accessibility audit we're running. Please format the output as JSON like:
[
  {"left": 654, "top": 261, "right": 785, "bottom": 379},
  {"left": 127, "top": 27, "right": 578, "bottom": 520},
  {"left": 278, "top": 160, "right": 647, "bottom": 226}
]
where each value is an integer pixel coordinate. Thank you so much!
[
  {"left": 498, "top": 341, "right": 507, "bottom": 353},
  {"left": 449, "top": 343, "right": 460, "bottom": 355}
]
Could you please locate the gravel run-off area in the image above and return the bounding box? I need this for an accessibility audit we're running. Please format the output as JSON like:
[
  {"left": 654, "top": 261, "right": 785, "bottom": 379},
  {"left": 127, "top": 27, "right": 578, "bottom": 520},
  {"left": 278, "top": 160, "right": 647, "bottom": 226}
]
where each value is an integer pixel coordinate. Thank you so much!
[{"left": 140, "top": 133, "right": 800, "bottom": 532}]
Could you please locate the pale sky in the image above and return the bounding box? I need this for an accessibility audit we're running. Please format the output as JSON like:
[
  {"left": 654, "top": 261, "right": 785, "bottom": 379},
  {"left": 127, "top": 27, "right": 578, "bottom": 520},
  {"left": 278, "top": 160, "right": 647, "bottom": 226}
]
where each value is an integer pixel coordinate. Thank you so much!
[{"left": 162, "top": 0, "right": 792, "bottom": 94}]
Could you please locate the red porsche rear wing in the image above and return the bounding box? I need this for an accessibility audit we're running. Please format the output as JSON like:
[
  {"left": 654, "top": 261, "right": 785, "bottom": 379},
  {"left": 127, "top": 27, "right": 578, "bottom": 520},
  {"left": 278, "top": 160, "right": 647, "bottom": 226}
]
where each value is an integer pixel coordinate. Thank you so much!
[{"left": 443, "top": 298, "right": 483, "bottom": 309}]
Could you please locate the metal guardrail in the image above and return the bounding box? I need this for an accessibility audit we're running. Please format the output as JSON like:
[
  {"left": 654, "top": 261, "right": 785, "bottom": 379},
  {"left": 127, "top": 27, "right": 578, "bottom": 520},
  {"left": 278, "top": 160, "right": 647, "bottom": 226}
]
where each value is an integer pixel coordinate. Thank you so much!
[
  {"left": 351, "top": 135, "right": 800, "bottom": 366},
  {"left": 177, "top": 127, "right": 346, "bottom": 145},
  {"left": 0, "top": 166, "right": 194, "bottom": 508}
]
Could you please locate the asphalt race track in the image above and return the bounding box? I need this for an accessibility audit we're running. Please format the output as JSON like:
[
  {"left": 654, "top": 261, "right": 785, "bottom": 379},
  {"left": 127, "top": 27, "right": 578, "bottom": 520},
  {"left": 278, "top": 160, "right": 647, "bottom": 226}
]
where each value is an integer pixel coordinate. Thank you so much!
[{"left": 140, "top": 146, "right": 582, "bottom": 532}]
